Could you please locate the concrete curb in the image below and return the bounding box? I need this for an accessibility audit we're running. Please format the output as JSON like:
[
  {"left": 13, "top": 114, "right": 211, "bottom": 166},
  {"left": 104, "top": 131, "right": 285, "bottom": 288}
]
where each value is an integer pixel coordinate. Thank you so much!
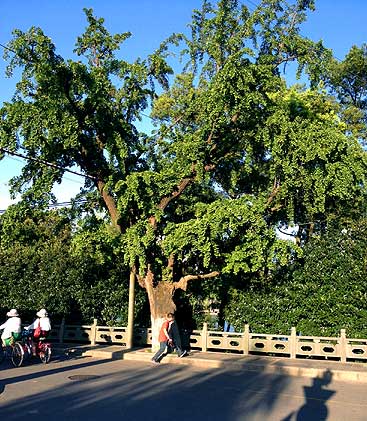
[
  {"left": 83, "top": 348, "right": 124, "bottom": 359},
  {"left": 123, "top": 350, "right": 223, "bottom": 368},
  {"left": 53, "top": 344, "right": 124, "bottom": 360},
  {"left": 122, "top": 350, "right": 367, "bottom": 382},
  {"left": 53, "top": 344, "right": 367, "bottom": 383}
]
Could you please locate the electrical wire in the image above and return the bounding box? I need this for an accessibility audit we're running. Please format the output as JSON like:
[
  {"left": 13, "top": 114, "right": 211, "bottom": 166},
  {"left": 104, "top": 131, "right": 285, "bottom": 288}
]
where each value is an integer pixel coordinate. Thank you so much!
[
  {"left": 0, "top": 198, "right": 89, "bottom": 214},
  {"left": 0, "top": 147, "right": 97, "bottom": 181},
  {"left": 2, "top": 153, "right": 84, "bottom": 185},
  {"left": 0, "top": 42, "right": 17, "bottom": 55}
]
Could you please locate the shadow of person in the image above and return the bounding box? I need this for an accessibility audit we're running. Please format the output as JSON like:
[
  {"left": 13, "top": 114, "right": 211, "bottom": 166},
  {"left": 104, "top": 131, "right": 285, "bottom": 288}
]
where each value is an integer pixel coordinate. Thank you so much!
[{"left": 282, "top": 369, "right": 335, "bottom": 421}]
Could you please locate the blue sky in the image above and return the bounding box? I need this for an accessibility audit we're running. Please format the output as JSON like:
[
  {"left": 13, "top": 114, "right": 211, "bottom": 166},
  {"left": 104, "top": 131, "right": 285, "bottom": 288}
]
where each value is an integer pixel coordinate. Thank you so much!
[{"left": 0, "top": 0, "right": 366, "bottom": 209}]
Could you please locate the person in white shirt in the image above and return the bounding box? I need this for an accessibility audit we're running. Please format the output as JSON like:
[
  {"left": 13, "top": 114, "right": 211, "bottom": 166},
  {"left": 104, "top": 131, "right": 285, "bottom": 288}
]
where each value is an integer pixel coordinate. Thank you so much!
[
  {"left": 0, "top": 309, "right": 22, "bottom": 346},
  {"left": 26, "top": 308, "right": 51, "bottom": 337},
  {"left": 26, "top": 308, "right": 51, "bottom": 355}
]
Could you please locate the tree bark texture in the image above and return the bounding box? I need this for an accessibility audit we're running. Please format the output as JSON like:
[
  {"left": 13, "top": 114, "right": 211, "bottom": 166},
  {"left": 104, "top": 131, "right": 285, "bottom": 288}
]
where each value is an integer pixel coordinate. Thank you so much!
[{"left": 143, "top": 271, "right": 176, "bottom": 350}]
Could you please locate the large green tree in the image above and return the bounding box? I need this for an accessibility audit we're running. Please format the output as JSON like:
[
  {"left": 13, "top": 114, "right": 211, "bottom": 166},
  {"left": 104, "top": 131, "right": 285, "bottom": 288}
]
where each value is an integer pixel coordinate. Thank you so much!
[{"left": 0, "top": 1, "right": 366, "bottom": 344}]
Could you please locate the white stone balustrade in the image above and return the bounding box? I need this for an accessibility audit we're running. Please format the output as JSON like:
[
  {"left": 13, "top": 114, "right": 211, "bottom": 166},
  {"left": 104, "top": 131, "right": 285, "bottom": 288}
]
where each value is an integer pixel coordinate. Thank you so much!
[{"left": 48, "top": 322, "right": 367, "bottom": 363}]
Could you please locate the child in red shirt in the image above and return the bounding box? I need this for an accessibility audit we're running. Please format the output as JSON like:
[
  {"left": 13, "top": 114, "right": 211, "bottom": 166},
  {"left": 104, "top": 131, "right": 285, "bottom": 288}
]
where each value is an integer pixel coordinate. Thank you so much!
[
  {"left": 151, "top": 313, "right": 187, "bottom": 363},
  {"left": 151, "top": 313, "right": 174, "bottom": 363}
]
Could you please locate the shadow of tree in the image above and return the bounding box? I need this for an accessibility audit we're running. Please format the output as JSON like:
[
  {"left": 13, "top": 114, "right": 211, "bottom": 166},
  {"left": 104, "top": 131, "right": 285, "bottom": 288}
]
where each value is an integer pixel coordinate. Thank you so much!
[{"left": 0, "top": 356, "right": 295, "bottom": 420}]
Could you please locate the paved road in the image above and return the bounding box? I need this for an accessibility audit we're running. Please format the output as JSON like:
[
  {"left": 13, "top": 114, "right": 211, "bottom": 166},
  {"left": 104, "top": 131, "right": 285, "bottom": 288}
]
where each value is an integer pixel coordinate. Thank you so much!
[{"left": 1, "top": 354, "right": 366, "bottom": 421}]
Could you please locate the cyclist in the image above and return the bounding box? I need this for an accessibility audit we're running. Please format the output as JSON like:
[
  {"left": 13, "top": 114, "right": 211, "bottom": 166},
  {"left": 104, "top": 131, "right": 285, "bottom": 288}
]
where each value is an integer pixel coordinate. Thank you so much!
[
  {"left": 25, "top": 308, "right": 51, "bottom": 355},
  {"left": 0, "top": 309, "right": 22, "bottom": 347}
]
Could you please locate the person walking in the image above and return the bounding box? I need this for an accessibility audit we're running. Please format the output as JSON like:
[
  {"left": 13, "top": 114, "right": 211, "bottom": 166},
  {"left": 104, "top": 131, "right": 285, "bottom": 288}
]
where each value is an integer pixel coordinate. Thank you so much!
[
  {"left": 168, "top": 316, "right": 187, "bottom": 358},
  {"left": 151, "top": 313, "right": 187, "bottom": 363}
]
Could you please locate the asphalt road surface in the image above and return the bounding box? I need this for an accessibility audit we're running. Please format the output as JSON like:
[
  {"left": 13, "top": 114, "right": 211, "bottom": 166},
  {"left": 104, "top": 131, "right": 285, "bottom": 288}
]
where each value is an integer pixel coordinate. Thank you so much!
[{"left": 1, "top": 354, "right": 366, "bottom": 420}]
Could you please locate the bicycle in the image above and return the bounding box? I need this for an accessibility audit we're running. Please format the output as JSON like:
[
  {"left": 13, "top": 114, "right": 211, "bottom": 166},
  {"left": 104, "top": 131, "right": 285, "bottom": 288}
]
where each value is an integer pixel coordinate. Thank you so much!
[
  {"left": 23, "top": 329, "right": 52, "bottom": 364},
  {"left": 0, "top": 333, "right": 26, "bottom": 367}
]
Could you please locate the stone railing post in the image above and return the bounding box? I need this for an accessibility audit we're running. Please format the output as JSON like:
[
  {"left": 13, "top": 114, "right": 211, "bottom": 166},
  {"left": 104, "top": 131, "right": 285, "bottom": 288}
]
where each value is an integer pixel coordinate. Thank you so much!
[
  {"left": 201, "top": 322, "right": 208, "bottom": 352},
  {"left": 58, "top": 317, "right": 65, "bottom": 344},
  {"left": 340, "top": 329, "right": 347, "bottom": 363},
  {"left": 126, "top": 269, "right": 136, "bottom": 349},
  {"left": 90, "top": 318, "right": 98, "bottom": 346},
  {"left": 290, "top": 326, "right": 297, "bottom": 359},
  {"left": 242, "top": 324, "right": 250, "bottom": 355}
]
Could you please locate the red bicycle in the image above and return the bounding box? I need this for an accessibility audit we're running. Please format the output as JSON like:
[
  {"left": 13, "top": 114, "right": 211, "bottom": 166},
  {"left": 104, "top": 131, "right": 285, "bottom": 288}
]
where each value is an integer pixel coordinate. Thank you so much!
[
  {"left": 23, "top": 329, "right": 52, "bottom": 364},
  {"left": 8, "top": 330, "right": 52, "bottom": 367}
]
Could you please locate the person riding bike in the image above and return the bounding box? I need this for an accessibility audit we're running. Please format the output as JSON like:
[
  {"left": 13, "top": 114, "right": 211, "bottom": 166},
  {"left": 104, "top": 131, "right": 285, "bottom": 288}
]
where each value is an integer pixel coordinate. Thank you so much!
[
  {"left": 0, "top": 309, "right": 22, "bottom": 347},
  {"left": 25, "top": 308, "right": 51, "bottom": 356}
]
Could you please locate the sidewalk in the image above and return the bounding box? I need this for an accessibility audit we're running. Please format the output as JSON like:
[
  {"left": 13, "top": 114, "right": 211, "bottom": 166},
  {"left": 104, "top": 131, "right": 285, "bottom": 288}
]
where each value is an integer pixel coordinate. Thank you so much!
[{"left": 53, "top": 343, "right": 367, "bottom": 383}]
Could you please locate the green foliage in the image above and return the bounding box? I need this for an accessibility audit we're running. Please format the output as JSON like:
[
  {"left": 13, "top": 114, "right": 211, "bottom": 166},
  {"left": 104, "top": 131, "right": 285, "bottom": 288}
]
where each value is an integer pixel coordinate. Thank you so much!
[
  {"left": 323, "top": 44, "right": 367, "bottom": 145},
  {"left": 264, "top": 87, "right": 367, "bottom": 222},
  {"left": 224, "top": 219, "right": 367, "bottom": 337},
  {"left": 0, "top": 2, "right": 366, "bottom": 328},
  {"left": 0, "top": 206, "right": 149, "bottom": 324},
  {"left": 0, "top": 206, "right": 76, "bottom": 315}
]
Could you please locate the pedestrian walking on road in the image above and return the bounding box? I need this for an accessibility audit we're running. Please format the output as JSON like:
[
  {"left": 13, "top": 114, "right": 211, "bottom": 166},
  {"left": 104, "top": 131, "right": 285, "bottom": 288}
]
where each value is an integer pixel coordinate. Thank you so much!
[
  {"left": 168, "top": 316, "right": 187, "bottom": 358},
  {"left": 151, "top": 313, "right": 187, "bottom": 363}
]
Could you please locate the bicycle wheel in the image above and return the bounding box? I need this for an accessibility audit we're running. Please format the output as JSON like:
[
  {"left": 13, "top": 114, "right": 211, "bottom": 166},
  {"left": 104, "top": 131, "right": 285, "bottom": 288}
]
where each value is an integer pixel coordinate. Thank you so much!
[
  {"left": 11, "top": 342, "right": 24, "bottom": 367},
  {"left": 23, "top": 341, "right": 32, "bottom": 361},
  {"left": 39, "top": 344, "right": 51, "bottom": 364}
]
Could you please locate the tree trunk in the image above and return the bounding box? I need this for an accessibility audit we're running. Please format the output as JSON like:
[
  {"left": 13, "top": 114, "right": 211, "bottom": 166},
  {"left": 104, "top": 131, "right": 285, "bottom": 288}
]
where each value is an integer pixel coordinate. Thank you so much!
[
  {"left": 150, "top": 316, "right": 166, "bottom": 352},
  {"left": 138, "top": 263, "right": 219, "bottom": 351},
  {"left": 143, "top": 271, "right": 176, "bottom": 351}
]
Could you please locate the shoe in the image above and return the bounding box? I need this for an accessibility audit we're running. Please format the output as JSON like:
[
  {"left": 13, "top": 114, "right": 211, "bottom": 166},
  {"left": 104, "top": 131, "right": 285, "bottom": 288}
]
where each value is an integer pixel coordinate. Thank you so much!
[
  {"left": 179, "top": 350, "right": 187, "bottom": 358},
  {"left": 151, "top": 359, "right": 159, "bottom": 364}
]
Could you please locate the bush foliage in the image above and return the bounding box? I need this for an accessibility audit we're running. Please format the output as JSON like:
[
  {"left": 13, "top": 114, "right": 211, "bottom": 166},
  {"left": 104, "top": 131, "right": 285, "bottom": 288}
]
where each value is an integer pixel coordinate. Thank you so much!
[{"left": 224, "top": 220, "right": 367, "bottom": 337}]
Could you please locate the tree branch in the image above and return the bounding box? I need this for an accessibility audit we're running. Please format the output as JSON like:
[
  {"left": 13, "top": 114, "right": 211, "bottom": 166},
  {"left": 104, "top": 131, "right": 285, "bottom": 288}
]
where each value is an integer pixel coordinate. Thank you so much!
[
  {"left": 174, "top": 271, "right": 220, "bottom": 291},
  {"left": 266, "top": 177, "right": 280, "bottom": 206},
  {"left": 157, "top": 172, "right": 195, "bottom": 211},
  {"left": 96, "top": 178, "right": 122, "bottom": 232}
]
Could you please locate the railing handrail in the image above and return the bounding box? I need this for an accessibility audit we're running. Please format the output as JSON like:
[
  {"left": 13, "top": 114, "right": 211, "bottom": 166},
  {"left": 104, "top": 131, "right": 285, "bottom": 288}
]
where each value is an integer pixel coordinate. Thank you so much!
[{"left": 49, "top": 322, "right": 367, "bottom": 363}]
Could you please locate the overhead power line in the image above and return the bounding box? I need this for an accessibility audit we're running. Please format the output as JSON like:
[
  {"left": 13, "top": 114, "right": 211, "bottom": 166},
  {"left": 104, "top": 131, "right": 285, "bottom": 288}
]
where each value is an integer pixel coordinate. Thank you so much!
[
  {"left": 2, "top": 153, "right": 84, "bottom": 184},
  {"left": 0, "top": 198, "right": 90, "bottom": 214},
  {"left": 0, "top": 147, "right": 97, "bottom": 181}
]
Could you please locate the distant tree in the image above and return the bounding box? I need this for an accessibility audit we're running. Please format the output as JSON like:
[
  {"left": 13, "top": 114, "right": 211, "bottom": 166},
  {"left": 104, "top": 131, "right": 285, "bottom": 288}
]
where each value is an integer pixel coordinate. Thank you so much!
[
  {"left": 323, "top": 44, "right": 367, "bottom": 146},
  {"left": 224, "top": 218, "right": 367, "bottom": 337},
  {"left": 70, "top": 214, "right": 149, "bottom": 325},
  {"left": 0, "top": 205, "right": 77, "bottom": 316},
  {"left": 0, "top": 205, "right": 148, "bottom": 324}
]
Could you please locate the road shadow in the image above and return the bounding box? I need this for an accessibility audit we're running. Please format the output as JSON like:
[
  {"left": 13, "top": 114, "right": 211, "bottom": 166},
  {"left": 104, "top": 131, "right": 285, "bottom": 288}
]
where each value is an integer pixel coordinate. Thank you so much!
[
  {"left": 0, "top": 357, "right": 294, "bottom": 420},
  {"left": 0, "top": 347, "right": 341, "bottom": 421},
  {"left": 281, "top": 369, "right": 335, "bottom": 420},
  {"left": 0, "top": 356, "right": 113, "bottom": 395}
]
